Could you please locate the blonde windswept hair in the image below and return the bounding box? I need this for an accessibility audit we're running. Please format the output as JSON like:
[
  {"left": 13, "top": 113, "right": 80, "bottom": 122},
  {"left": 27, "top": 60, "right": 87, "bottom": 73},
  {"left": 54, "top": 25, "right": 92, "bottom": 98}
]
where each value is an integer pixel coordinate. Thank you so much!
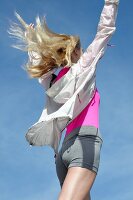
[{"left": 8, "top": 12, "right": 80, "bottom": 78}]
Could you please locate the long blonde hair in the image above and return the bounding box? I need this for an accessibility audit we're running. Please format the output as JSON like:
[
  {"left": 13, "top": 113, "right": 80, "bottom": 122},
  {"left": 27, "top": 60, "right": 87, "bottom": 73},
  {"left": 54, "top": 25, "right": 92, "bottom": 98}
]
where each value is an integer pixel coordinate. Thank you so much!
[{"left": 8, "top": 12, "right": 80, "bottom": 78}]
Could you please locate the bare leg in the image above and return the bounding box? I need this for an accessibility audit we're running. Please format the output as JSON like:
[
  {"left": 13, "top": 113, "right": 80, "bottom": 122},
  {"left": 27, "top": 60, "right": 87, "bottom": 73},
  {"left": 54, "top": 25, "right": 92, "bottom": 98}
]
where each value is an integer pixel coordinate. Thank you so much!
[
  {"left": 84, "top": 192, "right": 91, "bottom": 200},
  {"left": 58, "top": 166, "right": 96, "bottom": 200}
]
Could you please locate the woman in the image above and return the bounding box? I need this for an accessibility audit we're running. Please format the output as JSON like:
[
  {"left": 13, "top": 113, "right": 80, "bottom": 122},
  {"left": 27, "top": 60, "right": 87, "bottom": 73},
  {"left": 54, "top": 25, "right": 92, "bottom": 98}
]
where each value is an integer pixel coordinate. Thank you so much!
[{"left": 9, "top": 0, "right": 119, "bottom": 199}]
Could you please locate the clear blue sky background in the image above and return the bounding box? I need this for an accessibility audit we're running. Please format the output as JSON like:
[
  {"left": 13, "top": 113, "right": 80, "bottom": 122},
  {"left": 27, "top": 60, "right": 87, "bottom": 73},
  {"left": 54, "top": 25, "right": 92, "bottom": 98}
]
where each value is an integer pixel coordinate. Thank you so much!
[{"left": 0, "top": 0, "right": 133, "bottom": 199}]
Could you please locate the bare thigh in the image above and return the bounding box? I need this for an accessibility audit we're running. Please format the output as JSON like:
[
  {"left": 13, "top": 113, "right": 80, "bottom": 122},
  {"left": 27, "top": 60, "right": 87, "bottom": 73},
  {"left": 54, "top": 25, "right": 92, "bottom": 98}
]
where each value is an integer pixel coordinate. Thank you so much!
[{"left": 58, "top": 166, "right": 96, "bottom": 200}]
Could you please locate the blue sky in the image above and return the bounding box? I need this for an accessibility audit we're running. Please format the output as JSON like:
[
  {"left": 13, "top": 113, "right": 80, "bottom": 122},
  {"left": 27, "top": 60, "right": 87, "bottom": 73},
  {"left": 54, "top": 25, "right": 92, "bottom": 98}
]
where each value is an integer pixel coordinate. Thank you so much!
[{"left": 0, "top": 0, "right": 133, "bottom": 199}]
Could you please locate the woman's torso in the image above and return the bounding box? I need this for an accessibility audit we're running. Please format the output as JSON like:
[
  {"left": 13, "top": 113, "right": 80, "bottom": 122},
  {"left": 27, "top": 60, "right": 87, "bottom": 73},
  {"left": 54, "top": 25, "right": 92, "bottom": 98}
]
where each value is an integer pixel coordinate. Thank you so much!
[{"left": 53, "top": 67, "right": 100, "bottom": 138}]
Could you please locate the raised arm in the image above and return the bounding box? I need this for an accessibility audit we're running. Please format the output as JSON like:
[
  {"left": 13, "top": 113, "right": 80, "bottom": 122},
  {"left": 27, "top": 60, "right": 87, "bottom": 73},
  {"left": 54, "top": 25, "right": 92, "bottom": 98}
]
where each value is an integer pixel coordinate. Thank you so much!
[
  {"left": 28, "top": 0, "right": 119, "bottom": 88},
  {"left": 77, "top": 0, "right": 119, "bottom": 70}
]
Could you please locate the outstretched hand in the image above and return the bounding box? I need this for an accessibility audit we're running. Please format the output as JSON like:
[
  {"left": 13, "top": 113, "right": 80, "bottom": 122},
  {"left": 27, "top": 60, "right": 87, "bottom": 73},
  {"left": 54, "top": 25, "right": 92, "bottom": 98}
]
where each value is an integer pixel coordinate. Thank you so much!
[
  {"left": 29, "top": 23, "right": 34, "bottom": 29},
  {"left": 25, "top": 23, "right": 35, "bottom": 37}
]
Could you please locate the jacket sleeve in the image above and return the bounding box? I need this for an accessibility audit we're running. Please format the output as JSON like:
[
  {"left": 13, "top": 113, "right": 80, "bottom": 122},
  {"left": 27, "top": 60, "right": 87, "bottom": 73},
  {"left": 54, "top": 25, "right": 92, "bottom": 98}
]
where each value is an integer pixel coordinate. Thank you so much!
[{"left": 77, "top": 0, "right": 119, "bottom": 70}]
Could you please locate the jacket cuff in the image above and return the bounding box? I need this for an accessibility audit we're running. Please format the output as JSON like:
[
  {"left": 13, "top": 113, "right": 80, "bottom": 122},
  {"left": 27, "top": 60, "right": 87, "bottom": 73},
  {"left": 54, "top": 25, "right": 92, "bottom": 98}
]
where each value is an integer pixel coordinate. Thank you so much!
[{"left": 105, "top": 0, "right": 119, "bottom": 5}]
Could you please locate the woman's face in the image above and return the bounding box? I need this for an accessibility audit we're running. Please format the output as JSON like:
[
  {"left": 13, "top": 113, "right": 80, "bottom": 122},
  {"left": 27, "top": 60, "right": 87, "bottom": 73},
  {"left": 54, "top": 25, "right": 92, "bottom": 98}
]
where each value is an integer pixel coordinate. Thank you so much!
[{"left": 71, "top": 47, "right": 83, "bottom": 63}]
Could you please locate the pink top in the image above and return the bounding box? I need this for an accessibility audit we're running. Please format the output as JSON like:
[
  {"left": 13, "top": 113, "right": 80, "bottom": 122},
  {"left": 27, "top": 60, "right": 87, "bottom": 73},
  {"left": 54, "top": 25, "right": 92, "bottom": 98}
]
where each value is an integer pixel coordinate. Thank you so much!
[{"left": 54, "top": 67, "right": 100, "bottom": 137}]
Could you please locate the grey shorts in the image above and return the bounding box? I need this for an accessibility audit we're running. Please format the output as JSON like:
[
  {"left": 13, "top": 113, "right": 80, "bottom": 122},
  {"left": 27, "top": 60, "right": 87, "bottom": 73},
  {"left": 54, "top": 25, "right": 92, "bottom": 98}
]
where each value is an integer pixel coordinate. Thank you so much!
[{"left": 55, "top": 126, "right": 103, "bottom": 187}]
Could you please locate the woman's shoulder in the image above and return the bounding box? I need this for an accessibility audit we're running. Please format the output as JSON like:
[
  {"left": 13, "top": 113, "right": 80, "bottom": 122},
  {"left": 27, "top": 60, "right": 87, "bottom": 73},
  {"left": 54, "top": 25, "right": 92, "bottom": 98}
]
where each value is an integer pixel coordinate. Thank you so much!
[{"left": 55, "top": 66, "right": 70, "bottom": 81}]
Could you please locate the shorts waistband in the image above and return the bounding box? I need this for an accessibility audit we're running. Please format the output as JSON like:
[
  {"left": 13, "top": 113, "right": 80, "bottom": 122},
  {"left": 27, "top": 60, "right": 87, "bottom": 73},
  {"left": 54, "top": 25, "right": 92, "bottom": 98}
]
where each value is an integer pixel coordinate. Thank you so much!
[{"left": 63, "top": 126, "right": 103, "bottom": 144}]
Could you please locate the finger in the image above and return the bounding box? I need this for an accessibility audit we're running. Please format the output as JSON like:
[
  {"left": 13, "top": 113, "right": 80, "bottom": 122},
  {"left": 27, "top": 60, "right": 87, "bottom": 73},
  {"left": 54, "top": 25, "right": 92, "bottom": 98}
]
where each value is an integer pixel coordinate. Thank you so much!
[{"left": 29, "top": 23, "right": 34, "bottom": 29}]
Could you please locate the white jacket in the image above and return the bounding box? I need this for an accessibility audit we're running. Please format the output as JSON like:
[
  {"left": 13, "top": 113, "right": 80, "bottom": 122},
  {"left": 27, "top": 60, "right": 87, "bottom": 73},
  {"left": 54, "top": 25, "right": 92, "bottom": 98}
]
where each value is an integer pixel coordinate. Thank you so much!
[{"left": 26, "top": 0, "right": 119, "bottom": 153}]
